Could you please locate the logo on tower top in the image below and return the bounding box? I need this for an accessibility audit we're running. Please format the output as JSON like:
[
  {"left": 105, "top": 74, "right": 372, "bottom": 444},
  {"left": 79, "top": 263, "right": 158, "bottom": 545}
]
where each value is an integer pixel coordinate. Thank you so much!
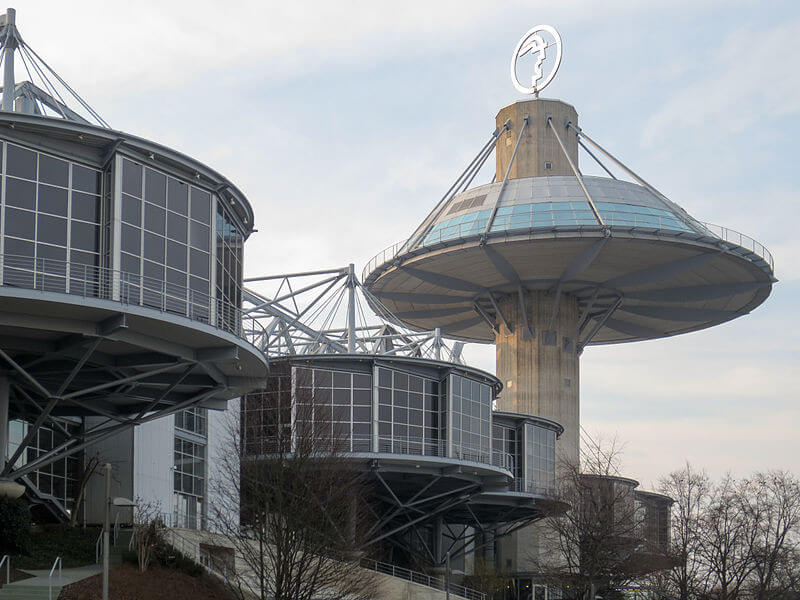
[{"left": 510, "top": 25, "right": 563, "bottom": 96}]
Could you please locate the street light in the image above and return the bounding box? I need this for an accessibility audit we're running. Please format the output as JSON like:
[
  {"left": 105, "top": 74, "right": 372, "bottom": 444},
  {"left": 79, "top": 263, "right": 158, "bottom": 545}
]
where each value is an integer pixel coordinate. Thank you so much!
[{"left": 102, "top": 463, "right": 135, "bottom": 600}]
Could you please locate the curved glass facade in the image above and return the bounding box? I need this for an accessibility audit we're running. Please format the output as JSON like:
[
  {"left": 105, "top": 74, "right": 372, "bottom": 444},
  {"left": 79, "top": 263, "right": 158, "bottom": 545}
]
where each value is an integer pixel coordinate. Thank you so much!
[
  {"left": 2, "top": 141, "right": 105, "bottom": 291},
  {"left": 421, "top": 200, "right": 696, "bottom": 247},
  {"left": 0, "top": 134, "right": 250, "bottom": 337},
  {"left": 243, "top": 359, "right": 561, "bottom": 494}
]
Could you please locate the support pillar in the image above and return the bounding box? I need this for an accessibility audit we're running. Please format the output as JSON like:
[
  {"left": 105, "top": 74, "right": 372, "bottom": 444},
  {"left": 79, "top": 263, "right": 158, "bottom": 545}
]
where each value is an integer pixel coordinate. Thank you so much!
[
  {"left": 1, "top": 8, "right": 16, "bottom": 113},
  {"left": 494, "top": 290, "right": 580, "bottom": 472},
  {"left": 0, "top": 376, "right": 8, "bottom": 466}
]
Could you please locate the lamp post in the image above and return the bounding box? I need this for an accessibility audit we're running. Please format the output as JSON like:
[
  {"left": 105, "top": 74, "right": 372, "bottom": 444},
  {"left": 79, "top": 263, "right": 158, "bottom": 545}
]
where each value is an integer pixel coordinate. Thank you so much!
[{"left": 102, "top": 463, "right": 135, "bottom": 600}]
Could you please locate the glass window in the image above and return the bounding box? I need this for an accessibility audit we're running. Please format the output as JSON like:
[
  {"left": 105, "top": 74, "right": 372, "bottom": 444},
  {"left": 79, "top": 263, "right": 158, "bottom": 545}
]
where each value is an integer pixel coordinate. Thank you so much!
[
  {"left": 5, "top": 207, "right": 35, "bottom": 239},
  {"left": 71, "top": 192, "right": 100, "bottom": 222},
  {"left": 5, "top": 177, "right": 36, "bottom": 210},
  {"left": 38, "top": 154, "right": 69, "bottom": 187},
  {"left": 144, "top": 203, "right": 166, "bottom": 235},
  {"left": 122, "top": 159, "right": 143, "bottom": 197},
  {"left": 168, "top": 178, "right": 188, "bottom": 214},
  {"left": 145, "top": 168, "right": 167, "bottom": 207},
  {"left": 72, "top": 164, "right": 101, "bottom": 194},
  {"left": 6, "top": 145, "right": 37, "bottom": 180}
]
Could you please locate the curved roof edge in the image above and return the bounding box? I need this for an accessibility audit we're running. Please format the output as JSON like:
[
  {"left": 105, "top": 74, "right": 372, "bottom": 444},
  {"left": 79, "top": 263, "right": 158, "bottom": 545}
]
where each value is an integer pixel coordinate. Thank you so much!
[{"left": 0, "top": 112, "right": 256, "bottom": 237}]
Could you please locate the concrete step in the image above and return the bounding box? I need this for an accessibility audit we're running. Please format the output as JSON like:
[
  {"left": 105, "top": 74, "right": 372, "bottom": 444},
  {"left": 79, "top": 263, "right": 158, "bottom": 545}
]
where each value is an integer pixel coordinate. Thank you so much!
[{"left": 0, "top": 585, "right": 62, "bottom": 600}]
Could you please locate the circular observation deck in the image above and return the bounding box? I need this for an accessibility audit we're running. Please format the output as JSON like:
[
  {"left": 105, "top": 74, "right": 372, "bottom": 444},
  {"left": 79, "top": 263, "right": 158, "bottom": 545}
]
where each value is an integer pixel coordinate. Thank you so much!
[
  {"left": 0, "top": 113, "right": 267, "bottom": 422},
  {"left": 364, "top": 175, "right": 775, "bottom": 344},
  {"left": 243, "top": 354, "right": 566, "bottom": 533}
]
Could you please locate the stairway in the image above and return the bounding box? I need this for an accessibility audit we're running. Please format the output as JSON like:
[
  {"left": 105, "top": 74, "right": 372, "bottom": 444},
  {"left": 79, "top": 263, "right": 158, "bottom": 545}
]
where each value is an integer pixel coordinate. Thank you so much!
[{"left": 0, "top": 565, "right": 102, "bottom": 600}]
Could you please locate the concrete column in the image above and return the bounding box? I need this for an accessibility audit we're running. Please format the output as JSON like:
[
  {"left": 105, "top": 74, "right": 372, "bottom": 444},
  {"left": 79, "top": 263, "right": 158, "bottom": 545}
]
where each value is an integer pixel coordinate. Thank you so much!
[
  {"left": 494, "top": 290, "right": 580, "bottom": 472},
  {"left": 495, "top": 98, "right": 578, "bottom": 180}
]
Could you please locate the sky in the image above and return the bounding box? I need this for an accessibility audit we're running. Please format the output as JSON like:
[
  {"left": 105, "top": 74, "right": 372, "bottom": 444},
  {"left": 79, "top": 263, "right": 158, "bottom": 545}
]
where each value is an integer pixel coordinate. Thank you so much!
[{"left": 17, "top": 0, "right": 800, "bottom": 489}]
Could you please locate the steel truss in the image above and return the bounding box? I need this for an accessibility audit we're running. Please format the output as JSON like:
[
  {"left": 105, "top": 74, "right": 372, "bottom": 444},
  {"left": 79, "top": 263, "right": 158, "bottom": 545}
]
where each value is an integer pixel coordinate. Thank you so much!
[
  {"left": 243, "top": 265, "right": 465, "bottom": 364},
  {"left": 362, "top": 465, "right": 554, "bottom": 570}
]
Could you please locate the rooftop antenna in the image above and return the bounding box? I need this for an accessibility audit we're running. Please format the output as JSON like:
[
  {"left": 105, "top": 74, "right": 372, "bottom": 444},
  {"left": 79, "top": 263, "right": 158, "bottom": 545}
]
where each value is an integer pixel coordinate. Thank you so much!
[
  {"left": 0, "top": 7, "right": 17, "bottom": 112},
  {"left": 0, "top": 7, "right": 109, "bottom": 127}
]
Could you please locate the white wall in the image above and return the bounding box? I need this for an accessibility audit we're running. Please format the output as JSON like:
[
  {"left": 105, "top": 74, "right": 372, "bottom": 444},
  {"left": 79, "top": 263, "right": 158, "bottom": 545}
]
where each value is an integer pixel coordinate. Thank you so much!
[{"left": 133, "top": 414, "right": 175, "bottom": 519}]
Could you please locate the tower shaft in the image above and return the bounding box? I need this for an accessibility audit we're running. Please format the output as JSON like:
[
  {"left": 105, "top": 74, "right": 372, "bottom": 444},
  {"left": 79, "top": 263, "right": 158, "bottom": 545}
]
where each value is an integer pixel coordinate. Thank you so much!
[{"left": 495, "top": 291, "right": 580, "bottom": 470}]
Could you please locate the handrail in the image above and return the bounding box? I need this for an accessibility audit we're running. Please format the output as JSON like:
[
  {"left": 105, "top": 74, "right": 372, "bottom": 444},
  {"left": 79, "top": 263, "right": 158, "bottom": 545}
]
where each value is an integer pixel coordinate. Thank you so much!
[
  {"left": 113, "top": 511, "right": 121, "bottom": 546},
  {"left": 165, "top": 528, "right": 230, "bottom": 580},
  {"left": 95, "top": 531, "right": 103, "bottom": 564},
  {"left": 0, "top": 554, "right": 9, "bottom": 585},
  {"left": 363, "top": 218, "right": 775, "bottom": 285},
  {"left": 48, "top": 556, "right": 62, "bottom": 600},
  {"left": 361, "top": 558, "right": 486, "bottom": 600},
  {"left": 0, "top": 253, "right": 268, "bottom": 349}
]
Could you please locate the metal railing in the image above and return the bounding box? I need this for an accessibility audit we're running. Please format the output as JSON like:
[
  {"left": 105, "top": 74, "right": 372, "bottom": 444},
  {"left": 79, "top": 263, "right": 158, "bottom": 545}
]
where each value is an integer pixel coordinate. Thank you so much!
[
  {"left": 699, "top": 222, "right": 774, "bottom": 271},
  {"left": 511, "top": 479, "right": 559, "bottom": 498},
  {"left": 166, "top": 528, "right": 232, "bottom": 581},
  {"left": 48, "top": 556, "right": 61, "bottom": 600},
  {"left": 0, "top": 253, "right": 267, "bottom": 348},
  {"left": 363, "top": 219, "right": 775, "bottom": 284},
  {"left": 0, "top": 554, "right": 9, "bottom": 585},
  {"left": 361, "top": 558, "right": 486, "bottom": 600}
]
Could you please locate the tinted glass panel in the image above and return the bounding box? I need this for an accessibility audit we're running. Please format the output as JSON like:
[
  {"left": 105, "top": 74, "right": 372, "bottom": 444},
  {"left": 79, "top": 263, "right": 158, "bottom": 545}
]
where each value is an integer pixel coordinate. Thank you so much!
[
  {"left": 168, "top": 179, "right": 188, "bottom": 214},
  {"left": 37, "top": 214, "right": 67, "bottom": 246},
  {"left": 5, "top": 177, "right": 36, "bottom": 210},
  {"left": 72, "top": 165, "right": 101, "bottom": 194},
  {"left": 72, "top": 192, "right": 100, "bottom": 223},
  {"left": 37, "top": 184, "right": 68, "bottom": 216},
  {"left": 6, "top": 145, "right": 37, "bottom": 180},
  {"left": 144, "top": 204, "right": 166, "bottom": 235},
  {"left": 38, "top": 155, "right": 69, "bottom": 187},
  {"left": 143, "top": 232, "right": 165, "bottom": 262},
  {"left": 189, "top": 249, "right": 209, "bottom": 279},
  {"left": 121, "top": 224, "right": 141, "bottom": 254},
  {"left": 191, "top": 189, "right": 210, "bottom": 223},
  {"left": 121, "top": 194, "right": 142, "bottom": 226},
  {"left": 190, "top": 221, "right": 209, "bottom": 251},
  {"left": 167, "top": 212, "right": 187, "bottom": 243},
  {"left": 122, "top": 159, "right": 143, "bottom": 197},
  {"left": 166, "top": 240, "right": 187, "bottom": 271},
  {"left": 4, "top": 236, "right": 33, "bottom": 258},
  {"left": 5, "top": 207, "right": 35, "bottom": 239},
  {"left": 121, "top": 252, "right": 140, "bottom": 275},
  {"left": 70, "top": 222, "right": 99, "bottom": 253},
  {"left": 144, "top": 168, "right": 167, "bottom": 207}
]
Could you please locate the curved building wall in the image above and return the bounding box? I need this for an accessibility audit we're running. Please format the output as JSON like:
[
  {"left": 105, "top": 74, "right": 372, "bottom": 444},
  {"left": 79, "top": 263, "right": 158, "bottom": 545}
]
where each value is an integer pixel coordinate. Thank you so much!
[
  {"left": 243, "top": 357, "right": 563, "bottom": 494},
  {"left": 0, "top": 132, "right": 250, "bottom": 337}
]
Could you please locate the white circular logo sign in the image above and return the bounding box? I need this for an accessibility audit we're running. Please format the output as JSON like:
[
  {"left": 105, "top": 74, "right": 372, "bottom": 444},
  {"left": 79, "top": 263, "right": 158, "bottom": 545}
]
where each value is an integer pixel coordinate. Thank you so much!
[{"left": 510, "top": 25, "right": 563, "bottom": 96}]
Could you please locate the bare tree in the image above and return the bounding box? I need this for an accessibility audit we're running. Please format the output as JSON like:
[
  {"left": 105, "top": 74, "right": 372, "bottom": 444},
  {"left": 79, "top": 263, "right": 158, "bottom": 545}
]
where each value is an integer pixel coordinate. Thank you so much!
[
  {"left": 657, "top": 462, "right": 711, "bottom": 600},
  {"left": 69, "top": 453, "right": 100, "bottom": 528},
  {"left": 532, "top": 440, "right": 653, "bottom": 600},
  {"left": 209, "top": 366, "right": 376, "bottom": 600},
  {"left": 696, "top": 475, "right": 755, "bottom": 600},
  {"left": 739, "top": 471, "right": 800, "bottom": 600},
  {"left": 132, "top": 498, "right": 166, "bottom": 573}
]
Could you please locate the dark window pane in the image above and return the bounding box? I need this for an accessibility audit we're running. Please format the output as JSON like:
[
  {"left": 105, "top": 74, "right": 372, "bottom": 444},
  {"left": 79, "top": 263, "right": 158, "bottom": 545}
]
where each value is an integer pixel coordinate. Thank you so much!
[
  {"left": 189, "top": 276, "right": 208, "bottom": 294},
  {"left": 353, "top": 374, "right": 371, "bottom": 389},
  {"left": 315, "top": 370, "right": 332, "bottom": 387},
  {"left": 143, "top": 259, "right": 164, "bottom": 282},
  {"left": 144, "top": 168, "right": 167, "bottom": 207},
  {"left": 121, "top": 224, "right": 141, "bottom": 255},
  {"left": 143, "top": 231, "right": 165, "bottom": 262},
  {"left": 121, "top": 194, "right": 141, "bottom": 226},
  {"left": 144, "top": 203, "right": 166, "bottom": 235},
  {"left": 190, "top": 188, "right": 210, "bottom": 223},
  {"left": 38, "top": 184, "right": 68, "bottom": 216},
  {"left": 38, "top": 214, "right": 67, "bottom": 246},
  {"left": 5, "top": 177, "right": 36, "bottom": 209},
  {"left": 4, "top": 237, "right": 34, "bottom": 259},
  {"left": 189, "top": 249, "right": 209, "bottom": 278},
  {"left": 70, "top": 249, "right": 98, "bottom": 267},
  {"left": 38, "top": 154, "right": 69, "bottom": 187},
  {"left": 353, "top": 407, "right": 371, "bottom": 422},
  {"left": 168, "top": 178, "right": 188, "bottom": 214},
  {"left": 166, "top": 240, "right": 187, "bottom": 271},
  {"left": 72, "top": 192, "right": 100, "bottom": 223},
  {"left": 6, "top": 145, "right": 37, "bottom": 180},
  {"left": 167, "top": 212, "right": 187, "bottom": 243},
  {"left": 190, "top": 221, "right": 209, "bottom": 251},
  {"left": 72, "top": 165, "right": 101, "bottom": 194},
  {"left": 121, "top": 252, "right": 140, "bottom": 275},
  {"left": 5, "top": 207, "right": 35, "bottom": 239},
  {"left": 166, "top": 267, "right": 185, "bottom": 286},
  {"left": 122, "top": 159, "right": 142, "bottom": 197},
  {"left": 353, "top": 389, "right": 371, "bottom": 406},
  {"left": 333, "top": 372, "right": 351, "bottom": 388},
  {"left": 37, "top": 243, "right": 66, "bottom": 263},
  {"left": 71, "top": 221, "right": 99, "bottom": 253}
]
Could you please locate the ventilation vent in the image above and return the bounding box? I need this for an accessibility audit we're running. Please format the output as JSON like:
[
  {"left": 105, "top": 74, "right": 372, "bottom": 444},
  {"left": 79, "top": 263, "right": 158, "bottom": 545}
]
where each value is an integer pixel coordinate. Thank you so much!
[{"left": 447, "top": 194, "right": 487, "bottom": 215}]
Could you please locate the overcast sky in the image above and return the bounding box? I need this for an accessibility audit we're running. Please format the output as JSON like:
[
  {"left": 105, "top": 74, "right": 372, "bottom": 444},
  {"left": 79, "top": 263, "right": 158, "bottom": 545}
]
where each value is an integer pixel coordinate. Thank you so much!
[{"left": 19, "top": 0, "right": 800, "bottom": 489}]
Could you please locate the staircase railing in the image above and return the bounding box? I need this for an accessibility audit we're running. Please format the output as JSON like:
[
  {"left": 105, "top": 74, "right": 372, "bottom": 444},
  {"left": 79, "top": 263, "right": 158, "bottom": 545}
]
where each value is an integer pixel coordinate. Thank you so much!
[
  {"left": 48, "top": 556, "right": 62, "bottom": 600},
  {"left": 360, "top": 558, "right": 486, "bottom": 600},
  {"left": 0, "top": 554, "right": 9, "bottom": 585}
]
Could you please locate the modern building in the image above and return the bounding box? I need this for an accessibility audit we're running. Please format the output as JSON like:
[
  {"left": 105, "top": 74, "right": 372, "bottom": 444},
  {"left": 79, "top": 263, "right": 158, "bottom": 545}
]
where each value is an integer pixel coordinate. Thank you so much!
[{"left": 0, "top": 9, "right": 266, "bottom": 525}]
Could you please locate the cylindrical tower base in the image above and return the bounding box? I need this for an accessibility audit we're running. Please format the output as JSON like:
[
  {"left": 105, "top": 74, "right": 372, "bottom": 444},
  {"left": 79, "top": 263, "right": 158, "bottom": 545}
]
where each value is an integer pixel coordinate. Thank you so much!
[{"left": 495, "top": 290, "right": 580, "bottom": 470}]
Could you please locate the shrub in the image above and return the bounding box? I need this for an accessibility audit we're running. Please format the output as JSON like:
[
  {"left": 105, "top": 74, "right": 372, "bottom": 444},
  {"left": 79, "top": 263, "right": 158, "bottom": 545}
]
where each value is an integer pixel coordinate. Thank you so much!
[{"left": 0, "top": 498, "right": 30, "bottom": 554}]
